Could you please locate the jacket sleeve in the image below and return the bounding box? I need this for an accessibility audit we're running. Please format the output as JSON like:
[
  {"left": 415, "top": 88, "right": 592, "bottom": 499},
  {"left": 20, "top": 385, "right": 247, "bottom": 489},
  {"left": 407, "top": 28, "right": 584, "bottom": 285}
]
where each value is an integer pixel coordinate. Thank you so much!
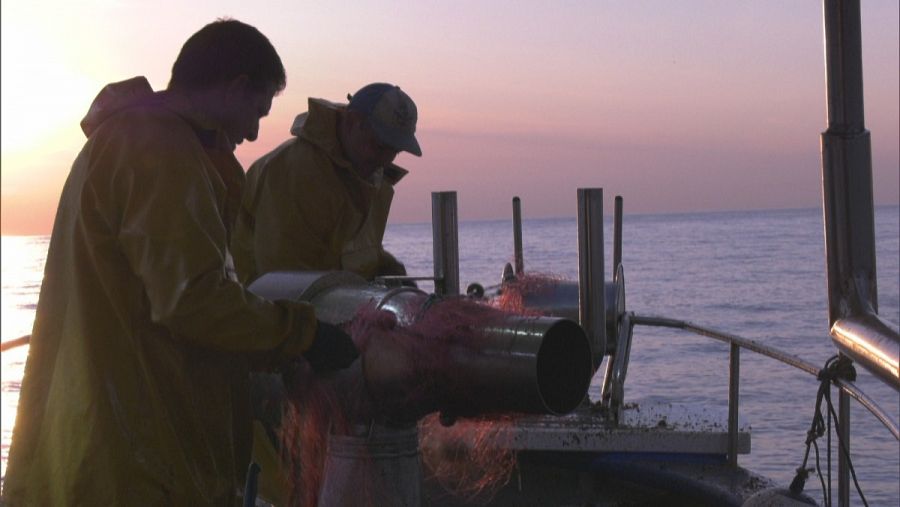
[
  {"left": 107, "top": 117, "right": 317, "bottom": 356},
  {"left": 378, "top": 248, "right": 407, "bottom": 276},
  {"left": 251, "top": 147, "right": 345, "bottom": 275}
]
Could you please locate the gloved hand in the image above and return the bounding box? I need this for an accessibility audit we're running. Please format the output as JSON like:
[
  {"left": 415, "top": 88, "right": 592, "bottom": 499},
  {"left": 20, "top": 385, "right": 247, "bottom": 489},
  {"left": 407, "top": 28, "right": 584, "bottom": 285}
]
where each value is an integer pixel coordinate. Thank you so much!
[
  {"left": 302, "top": 320, "right": 359, "bottom": 374},
  {"left": 378, "top": 250, "right": 407, "bottom": 277},
  {"left": 379, "top": 252, "right": 418, "bottom": 288}
]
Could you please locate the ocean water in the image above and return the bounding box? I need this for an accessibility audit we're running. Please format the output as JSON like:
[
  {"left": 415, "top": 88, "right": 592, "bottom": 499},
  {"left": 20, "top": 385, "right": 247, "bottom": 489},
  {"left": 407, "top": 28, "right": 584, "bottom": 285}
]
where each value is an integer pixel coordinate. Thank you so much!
[{"left": 2, "top": 206, "right": 898, "bottom": 505}]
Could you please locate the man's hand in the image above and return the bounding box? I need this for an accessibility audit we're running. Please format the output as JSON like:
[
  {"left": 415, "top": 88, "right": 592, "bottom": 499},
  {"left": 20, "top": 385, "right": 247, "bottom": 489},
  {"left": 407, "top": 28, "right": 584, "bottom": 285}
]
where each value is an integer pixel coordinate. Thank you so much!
[
  {"left": 378, "top": 250, "right": 407, "bottom": 277},
  {"left": 379, "top": 250, "right": 417, "bottom": 287},
  {"left": 302, "top": 320, "right": 359, "bottom": 374}
]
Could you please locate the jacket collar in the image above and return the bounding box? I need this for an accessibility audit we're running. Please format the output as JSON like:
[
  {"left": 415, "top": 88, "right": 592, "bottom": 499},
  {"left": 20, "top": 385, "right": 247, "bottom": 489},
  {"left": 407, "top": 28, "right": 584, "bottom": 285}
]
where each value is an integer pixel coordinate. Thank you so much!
[
  {"left": 291, "top": 98, "right": 408, "bottom": 184},
  {"left": 80, "top": 76, "right": 233, "bottom": 151}
]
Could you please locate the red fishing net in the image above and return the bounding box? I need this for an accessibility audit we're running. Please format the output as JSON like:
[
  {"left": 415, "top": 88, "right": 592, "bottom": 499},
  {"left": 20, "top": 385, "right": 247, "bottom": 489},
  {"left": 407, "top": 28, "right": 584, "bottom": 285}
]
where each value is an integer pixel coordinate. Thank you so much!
[
  {"left": 277, "top": 273, "right": 564, "bottom": 505},
  {"left": 491, "top": 271, "right": 567, "bottom": 315}
]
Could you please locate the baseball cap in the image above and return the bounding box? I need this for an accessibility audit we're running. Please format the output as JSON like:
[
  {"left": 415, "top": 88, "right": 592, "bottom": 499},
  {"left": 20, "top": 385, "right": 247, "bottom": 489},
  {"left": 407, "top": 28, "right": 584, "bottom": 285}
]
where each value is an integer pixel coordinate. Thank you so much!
[{"left": 347, "top": 83, "right": 422, "bottom": 156}]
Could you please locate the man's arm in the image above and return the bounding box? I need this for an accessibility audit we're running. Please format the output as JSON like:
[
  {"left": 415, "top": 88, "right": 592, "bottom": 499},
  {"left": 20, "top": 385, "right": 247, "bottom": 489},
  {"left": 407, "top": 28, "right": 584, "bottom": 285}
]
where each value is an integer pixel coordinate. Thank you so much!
[
  {"left": 378, "top": 249, "right": 407, "bottom": 277},
  {"left": 251, "top": 149, "right": 345, "bottom": 275},
  {"left": 111, "top": 119, "right": 317, "bottom": 355}
]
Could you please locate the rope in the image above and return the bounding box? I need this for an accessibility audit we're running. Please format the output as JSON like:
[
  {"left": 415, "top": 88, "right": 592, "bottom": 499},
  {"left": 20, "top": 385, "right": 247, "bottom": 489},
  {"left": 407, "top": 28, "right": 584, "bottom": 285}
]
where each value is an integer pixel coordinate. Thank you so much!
[
  {"left": 0, "top": 334, "right": 31, "bottom": 352},
  {"left": 789, "top": 355, "right": 869, "bottom": 507}
]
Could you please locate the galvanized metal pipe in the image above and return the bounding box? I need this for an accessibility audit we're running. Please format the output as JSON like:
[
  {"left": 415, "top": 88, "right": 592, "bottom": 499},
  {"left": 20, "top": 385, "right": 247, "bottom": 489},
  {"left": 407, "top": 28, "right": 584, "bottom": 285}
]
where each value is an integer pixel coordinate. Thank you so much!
[
  {"left": 728, "top": 343, "right": 740, "bottom": 468},
  {"left": 577, "top": 188, "right": 606, "bottom": 367},
  {"left": 248, "top": 271, "right": 593, "bottom": 419},
  {"left": 431, "top": 192, "right": 460, "bottom": 296},
  {"left": 821, "top": 0, "right": 899, "bottom": 391},
  {"left": 820, "top": 4, "right": 898, "bottom": 500},
  {"left": 613, "top": 195, "right": 623, "bottom": 272},
  {"left": 512, "top": 196, "right": 524, "bottom": 276},
  {"left": 831, "top": 314, "right": 899, "bottom": 389},
  {"left": 600, "top": 311, "right": 633, "bottom": 423},
  {"left": 600, "top": 346, "right": 615, "bottom": 410},
  {"left": 364, "top": 309, "right": 593, "bottom": 417},
  {"left": 823, "top": 0, "right": 865, "bottom": 131}
]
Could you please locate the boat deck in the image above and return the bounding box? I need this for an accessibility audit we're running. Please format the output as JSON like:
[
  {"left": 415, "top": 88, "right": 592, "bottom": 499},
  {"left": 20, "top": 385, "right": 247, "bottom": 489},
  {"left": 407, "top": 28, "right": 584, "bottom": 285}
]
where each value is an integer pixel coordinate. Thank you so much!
[{"left": 421, "top": 402, "right": 767, "bottom": 506}]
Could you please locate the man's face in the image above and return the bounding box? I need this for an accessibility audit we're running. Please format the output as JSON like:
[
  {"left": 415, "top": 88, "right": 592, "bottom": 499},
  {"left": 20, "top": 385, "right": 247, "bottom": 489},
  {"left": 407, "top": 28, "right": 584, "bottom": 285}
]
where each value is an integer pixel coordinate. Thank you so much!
[
  {"left": 347, "top": 113, "right": 399, "bottom": 173},
  {"left": 215, "top": 76, "right": 276, "bottom": 147},
  {"left": 227, "top": 87, "right": 274, "bottom": 146}
]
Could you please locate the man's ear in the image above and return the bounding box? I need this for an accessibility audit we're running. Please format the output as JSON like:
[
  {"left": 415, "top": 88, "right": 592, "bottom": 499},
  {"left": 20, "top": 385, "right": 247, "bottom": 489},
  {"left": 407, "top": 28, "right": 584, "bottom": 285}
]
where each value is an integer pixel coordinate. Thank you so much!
[
  {"left": 225, "top": 74, "right": 250, "bottom": 98},
  {"left": 346, "top": 109, "right": 367, "bottom": 130}
]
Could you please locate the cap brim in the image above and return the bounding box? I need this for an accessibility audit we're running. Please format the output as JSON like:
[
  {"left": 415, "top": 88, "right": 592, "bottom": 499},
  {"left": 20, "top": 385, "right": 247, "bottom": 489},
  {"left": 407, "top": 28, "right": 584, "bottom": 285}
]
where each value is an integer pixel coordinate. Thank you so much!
[
  {"left": 396, "top": 135, "right": 422, "bottom": 157},
  {"left": 371, "top": 121, "right": 422, "bottom": 157}
]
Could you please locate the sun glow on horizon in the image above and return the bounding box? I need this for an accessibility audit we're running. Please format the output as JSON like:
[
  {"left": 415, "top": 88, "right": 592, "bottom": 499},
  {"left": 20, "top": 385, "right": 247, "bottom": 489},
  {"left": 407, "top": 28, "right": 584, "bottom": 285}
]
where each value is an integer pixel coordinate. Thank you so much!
[
  {"left": 0, "top": 16, "right": 100, "bottom": 154},
  {"left": 0, "top": 1, "right": 897, "bottom": 235}
]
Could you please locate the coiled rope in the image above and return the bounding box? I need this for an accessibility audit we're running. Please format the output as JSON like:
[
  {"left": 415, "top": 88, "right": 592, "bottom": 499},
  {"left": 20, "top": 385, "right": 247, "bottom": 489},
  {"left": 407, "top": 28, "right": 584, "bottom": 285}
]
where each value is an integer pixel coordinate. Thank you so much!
[{"left": 789, "top": 354, "right": 868, "bottom": 507}]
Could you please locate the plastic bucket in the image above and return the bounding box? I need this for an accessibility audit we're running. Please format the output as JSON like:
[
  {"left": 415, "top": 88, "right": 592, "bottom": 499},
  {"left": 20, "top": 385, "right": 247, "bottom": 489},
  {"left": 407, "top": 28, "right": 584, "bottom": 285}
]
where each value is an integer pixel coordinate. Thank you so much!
[{"left": 318, "top": 425, "right": 422, "bottom": 507}]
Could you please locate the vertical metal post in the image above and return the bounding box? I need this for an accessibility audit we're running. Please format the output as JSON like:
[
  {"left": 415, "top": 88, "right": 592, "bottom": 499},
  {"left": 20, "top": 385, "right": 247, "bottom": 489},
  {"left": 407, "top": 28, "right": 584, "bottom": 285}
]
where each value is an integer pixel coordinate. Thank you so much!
[
  {"left": 613, "top": 196, "right": 623, "bottom": 272},
  {"left": 577, "top": 188, "right": 606, "bottom": 368},
  {"left": 432, "top": 192, "right": 460, "bottom": 296},
  {"left": 512, "top": 197, "right": 524, "bottom": 275},
  {"left": 838, "top": 385, "right": 850, "bottom": 507},
  {"left": 601, "top": 196, "right": 625, "bottom": 417},
  {"left": 727, "top": 343, "right": 740, "bottom": 468},
  {"left": 820, "top": 2, "right": 890, "bottom": 498},
  {"left": 821, "top": 0, "right": 899, "bottom": 389},
  {"left": 821, "top": 0, "right": 878, "bottom": 327}
]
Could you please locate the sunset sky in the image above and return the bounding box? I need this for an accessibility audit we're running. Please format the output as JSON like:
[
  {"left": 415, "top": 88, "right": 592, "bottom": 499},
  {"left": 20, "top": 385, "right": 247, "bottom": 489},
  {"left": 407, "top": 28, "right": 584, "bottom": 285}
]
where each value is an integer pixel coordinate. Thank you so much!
[{"left": 2, "top": 0, "right": 898, "bottom": 235}]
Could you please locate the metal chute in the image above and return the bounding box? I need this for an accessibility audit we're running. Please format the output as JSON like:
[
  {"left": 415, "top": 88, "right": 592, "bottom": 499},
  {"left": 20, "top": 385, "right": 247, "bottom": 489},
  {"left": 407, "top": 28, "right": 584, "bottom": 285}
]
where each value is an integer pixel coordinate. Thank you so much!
[{"left": 248, "top": 270, "right": 593, "bottom": 421}]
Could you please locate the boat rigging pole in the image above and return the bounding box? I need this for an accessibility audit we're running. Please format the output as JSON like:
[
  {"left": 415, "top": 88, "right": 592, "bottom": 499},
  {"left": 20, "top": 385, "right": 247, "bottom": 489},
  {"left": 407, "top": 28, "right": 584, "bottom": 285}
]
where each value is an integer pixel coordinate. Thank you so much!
[
  {"left": 821, "top": 0, "right": 900, "bottom": 390},
  {"left": 821, "top": 1, "right": 900, "bottom": 505}
]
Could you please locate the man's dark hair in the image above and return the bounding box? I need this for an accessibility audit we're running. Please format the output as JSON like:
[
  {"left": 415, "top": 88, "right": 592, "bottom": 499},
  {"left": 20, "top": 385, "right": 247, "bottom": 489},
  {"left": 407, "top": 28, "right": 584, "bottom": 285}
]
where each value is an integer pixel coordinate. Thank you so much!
[{"left": 169, "top": 18, "right": 286, "bottom": 94}]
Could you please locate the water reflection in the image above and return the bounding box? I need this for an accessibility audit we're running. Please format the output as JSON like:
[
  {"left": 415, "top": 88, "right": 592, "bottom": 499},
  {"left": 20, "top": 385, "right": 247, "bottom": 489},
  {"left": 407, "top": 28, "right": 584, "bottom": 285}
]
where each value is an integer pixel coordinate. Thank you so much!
[{"left": 1, "top": 236, "right": 48, "bottom": 481}]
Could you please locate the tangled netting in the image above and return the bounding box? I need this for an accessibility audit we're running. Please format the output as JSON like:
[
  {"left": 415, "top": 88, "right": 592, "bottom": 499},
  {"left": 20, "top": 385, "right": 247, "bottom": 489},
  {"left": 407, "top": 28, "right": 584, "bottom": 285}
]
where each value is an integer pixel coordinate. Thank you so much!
[
  {"left": 418, "top": 413, "right": 517, "bottom": 503},
  {"left": 491, "top": 271, "right": 568, "bottom": 316},
  {"left": 275, "top": 272, "right": 566, "bottom": 506}
]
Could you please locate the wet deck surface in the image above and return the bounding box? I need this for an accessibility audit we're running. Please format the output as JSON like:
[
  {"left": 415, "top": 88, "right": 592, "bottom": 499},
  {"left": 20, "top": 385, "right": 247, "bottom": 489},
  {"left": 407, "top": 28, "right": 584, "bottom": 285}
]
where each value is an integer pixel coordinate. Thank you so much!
[
  {"left": 430, "top": 401, "right": 751, "bottom": 454},
  {"left": 420, "top": 402, "right": 766, "bottom": 506}
]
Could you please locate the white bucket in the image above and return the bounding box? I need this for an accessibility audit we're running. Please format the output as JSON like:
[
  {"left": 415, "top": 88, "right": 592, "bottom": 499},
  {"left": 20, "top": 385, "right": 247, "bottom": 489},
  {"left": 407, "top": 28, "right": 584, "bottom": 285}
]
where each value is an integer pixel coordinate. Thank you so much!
[{"left": 318, "top": 424, "right": 422, "bottom": 507}]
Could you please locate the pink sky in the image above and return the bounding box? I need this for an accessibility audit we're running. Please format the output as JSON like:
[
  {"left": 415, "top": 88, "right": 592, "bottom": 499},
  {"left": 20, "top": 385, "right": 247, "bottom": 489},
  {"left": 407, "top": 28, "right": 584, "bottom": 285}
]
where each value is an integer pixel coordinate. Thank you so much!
[{"left": 2, "top": 0, "right": 898, "bottom": 235}]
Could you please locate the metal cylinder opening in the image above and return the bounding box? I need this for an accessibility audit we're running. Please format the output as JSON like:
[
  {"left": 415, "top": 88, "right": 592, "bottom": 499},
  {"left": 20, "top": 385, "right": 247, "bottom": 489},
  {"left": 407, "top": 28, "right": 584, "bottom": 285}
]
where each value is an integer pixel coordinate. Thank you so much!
[{"left": 536, "top": 319, "right": 593, "bottom": 414}]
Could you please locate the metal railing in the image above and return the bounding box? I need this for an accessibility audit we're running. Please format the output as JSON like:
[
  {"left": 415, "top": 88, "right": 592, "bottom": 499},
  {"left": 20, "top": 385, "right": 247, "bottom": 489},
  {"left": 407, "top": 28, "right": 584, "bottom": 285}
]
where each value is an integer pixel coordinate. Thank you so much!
[{"left": 631, "top": 313, "right": 899, "bottom": 495}]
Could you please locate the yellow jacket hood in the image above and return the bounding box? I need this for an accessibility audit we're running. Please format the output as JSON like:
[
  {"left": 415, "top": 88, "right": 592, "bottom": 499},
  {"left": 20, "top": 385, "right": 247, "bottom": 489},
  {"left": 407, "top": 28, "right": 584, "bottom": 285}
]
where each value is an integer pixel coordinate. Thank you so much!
[
  {"left": 289, "top": 98, "right": 408, "bottom": 185},
  {"left": 80, "top": 76, "right": 156, "bottom": 137}
]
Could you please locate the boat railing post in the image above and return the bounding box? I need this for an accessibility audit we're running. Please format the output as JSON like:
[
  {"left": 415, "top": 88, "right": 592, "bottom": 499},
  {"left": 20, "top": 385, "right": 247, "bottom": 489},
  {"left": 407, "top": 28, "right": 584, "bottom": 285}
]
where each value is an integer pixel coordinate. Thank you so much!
[
  {"left": 613, "top": 196, "right": 623, "bottom": 273},
  {"left": 577, "top": 188, "right": 606, "bottom": 370},
  {"left": 821, "top": 0, "right": 900, "bottom": 390},
  {"left": 512, "top": 197, "right": 524, "bottom": 276},
  {"left": 728, "top": 343, "right": 740, "bottom": 468},
  {"left": 432, "top": 191, "right": 460, "bottom": 297},
  {"left": 821, "top": 0, "right": 898, "bottom": 501},
  {"left": 838, "top": 385, "right": 850, "bottom": 507}
]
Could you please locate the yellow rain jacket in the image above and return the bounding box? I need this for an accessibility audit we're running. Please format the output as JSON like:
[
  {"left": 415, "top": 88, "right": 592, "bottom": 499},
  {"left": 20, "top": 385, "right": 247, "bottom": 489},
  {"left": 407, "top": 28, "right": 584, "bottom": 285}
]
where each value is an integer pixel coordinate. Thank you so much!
[
  {"left": 1, "top": 77, "right": 317, "bottom": 506},
  {"left": 231, "top": 98, "right": 408, "bottom": 284}
]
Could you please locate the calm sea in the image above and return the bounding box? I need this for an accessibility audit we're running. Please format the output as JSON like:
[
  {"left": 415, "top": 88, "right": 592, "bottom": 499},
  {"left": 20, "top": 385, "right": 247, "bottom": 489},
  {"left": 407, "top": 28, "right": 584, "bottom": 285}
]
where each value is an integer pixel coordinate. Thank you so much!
[{"left": 2, "top": 206, "right": 898, "bottom": 505}]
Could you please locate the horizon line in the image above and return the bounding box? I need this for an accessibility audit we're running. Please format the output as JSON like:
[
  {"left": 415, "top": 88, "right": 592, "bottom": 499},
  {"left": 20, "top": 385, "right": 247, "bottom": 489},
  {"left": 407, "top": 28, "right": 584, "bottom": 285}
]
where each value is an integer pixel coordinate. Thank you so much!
[{"left": 4, "top": 203, "right": 898, "bottom": 237}]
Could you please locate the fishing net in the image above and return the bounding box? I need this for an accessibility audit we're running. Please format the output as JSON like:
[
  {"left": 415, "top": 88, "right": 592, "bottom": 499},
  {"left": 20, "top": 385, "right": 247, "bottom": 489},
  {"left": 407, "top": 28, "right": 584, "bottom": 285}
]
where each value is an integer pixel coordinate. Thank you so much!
[
  {"left": 491, "top": 271, "right": 568, "bottom": 316},
  {"left": 276, "top": 273, "right": 564, "bottom": 505}
]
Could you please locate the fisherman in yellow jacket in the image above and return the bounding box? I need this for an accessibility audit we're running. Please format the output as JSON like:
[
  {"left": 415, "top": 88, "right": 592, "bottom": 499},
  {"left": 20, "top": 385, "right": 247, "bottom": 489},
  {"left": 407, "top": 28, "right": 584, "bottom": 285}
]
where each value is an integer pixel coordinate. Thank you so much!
[
  {"left": 1, "top": 20, "right": 359, "bottom": 506},
  {"left": 231, "top": 82, "right": 422, "bottom": 285},
  {"left": 230, "top": 83, "right": 421, "bottom": 505}
]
